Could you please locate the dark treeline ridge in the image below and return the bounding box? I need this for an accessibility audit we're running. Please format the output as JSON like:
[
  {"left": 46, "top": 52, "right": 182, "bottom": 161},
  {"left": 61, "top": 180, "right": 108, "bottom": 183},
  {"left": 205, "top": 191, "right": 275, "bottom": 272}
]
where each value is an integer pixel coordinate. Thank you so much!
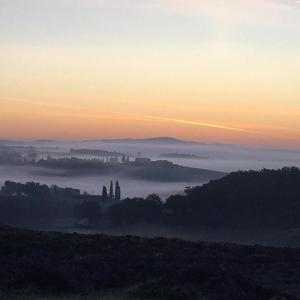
[
  {"left": 1, "top": 167, "right": 300, "bottom": 230},
  {"left": 0, "top": 181, "right": 82, "bottom": 227},
  {"left": 69, "top": 148, "right": 125, "bottom": 157},
  {"left": 102, "top": 167, "right": 300, "bottom": 229},
  {"left": 29, "top": 156, "right": 225, "bottom": 182}
]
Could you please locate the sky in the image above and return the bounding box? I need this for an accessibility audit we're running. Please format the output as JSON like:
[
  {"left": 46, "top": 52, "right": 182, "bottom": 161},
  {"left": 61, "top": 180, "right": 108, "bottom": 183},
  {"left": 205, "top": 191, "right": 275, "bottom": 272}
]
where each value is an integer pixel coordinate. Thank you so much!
[{"left": 0, "top": 0, "right": 300, "bottom": 147}]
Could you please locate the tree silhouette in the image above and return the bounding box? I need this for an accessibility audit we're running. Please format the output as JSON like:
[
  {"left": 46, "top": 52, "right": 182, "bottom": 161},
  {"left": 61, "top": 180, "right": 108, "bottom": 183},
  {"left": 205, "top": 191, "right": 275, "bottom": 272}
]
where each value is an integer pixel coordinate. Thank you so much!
[
  {"left": 115, "top": 181, "right": 121, "bottom": 201},
  {"left": 102, "top": 186, "right": 108, "bottom": 202},
  {"left": 109, "top": 181, "right": 114, "bottom": 200}
]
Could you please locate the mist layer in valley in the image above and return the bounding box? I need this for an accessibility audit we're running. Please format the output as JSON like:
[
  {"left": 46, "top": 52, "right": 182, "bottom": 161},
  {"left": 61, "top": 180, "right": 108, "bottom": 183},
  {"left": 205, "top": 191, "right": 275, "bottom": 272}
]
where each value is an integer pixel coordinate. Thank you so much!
[
  {"left": 3, "top": 137, "right": 299, "bottom": 172},
  {"left": 0, "top": 165, "right": 189, "bottom": 199},
  {"left": 1, "top": 137, "right": 299, "bottom": 198}
]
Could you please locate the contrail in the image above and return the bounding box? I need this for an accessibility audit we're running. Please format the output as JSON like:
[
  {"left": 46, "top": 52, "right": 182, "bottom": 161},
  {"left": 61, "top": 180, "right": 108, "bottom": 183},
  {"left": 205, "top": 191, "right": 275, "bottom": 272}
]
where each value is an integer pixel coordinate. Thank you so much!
[
  {"left": 152, "top": 116, "right": 248, "bottom": 132},
  {"left": 109, "top": 112, "right": 248, "bottom": 132}
]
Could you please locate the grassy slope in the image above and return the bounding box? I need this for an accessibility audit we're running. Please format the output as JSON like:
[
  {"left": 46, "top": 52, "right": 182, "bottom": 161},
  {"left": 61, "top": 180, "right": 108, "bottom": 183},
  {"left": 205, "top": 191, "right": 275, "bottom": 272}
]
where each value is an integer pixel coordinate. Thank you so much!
[{"left": 0, "top": 225, "right": 299, "bottom": 299}]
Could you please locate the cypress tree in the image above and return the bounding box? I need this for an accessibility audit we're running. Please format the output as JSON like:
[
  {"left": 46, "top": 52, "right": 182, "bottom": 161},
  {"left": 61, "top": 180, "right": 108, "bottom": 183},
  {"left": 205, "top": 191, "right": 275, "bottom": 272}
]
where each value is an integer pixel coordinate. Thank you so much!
[
  {"left": 115, "top": 181, "right": 121, "bottom": 201},
  {"left": 109, "top": 180, "right": 114, "bottom": 200},
  {"left": 102, "top": 186, "right": 108, "bottom": 201}
]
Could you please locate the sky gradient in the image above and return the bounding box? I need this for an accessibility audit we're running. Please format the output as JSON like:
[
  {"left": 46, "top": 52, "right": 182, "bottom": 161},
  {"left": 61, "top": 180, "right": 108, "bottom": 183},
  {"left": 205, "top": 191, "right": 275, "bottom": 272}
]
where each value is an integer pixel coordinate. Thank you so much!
[{"left": 1, "top": 0, "right": 300, "bottom": 147}]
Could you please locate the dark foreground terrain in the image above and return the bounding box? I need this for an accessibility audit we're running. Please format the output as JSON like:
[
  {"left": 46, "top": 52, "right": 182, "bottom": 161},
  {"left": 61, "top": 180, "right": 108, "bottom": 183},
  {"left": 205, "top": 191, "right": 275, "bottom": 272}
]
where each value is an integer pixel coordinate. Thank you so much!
[{"left": 0, "top": 226, "right": 300, "bottom": 299}]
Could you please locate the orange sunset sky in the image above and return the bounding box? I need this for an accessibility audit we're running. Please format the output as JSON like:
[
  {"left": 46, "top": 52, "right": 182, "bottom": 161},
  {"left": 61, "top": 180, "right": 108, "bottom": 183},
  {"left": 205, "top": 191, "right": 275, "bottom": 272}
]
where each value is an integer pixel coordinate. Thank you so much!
[{"left": 0, "top": 0, "right": 300, "bottom": 147}]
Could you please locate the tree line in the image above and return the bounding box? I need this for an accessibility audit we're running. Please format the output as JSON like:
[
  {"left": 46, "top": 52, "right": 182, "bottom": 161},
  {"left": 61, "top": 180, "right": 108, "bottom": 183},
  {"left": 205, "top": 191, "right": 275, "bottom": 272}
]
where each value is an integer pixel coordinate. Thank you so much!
[
  {"left": 1, "top": 167, "right": 300, "bottom": 229},
  {"left": 85, "top": 167, "right": 300, "bottom": 229}
]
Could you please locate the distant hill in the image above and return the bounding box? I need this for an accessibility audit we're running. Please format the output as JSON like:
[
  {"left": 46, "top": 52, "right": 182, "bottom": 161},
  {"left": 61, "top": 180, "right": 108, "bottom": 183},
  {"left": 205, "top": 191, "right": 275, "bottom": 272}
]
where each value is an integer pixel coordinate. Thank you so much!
[
  {"left": 32, "top": 139, "right": 57, "bottom": 143},
  {"left": 160, "top": 153, "right": 210, "bottom": 159},
  {"left": 86, "top": 137, "right": 203, "bottom": 145},
  {"left": 0, "top": 140, "right": 23, "bottom": 144},
  {"left": 1, "top": 139, "right": 57, "bottom": 145}
]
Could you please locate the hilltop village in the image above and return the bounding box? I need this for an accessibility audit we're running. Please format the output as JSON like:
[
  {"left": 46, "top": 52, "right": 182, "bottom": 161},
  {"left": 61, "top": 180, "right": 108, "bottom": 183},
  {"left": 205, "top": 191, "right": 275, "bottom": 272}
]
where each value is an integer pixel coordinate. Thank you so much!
[{"left": 0, "top": 144, "right": 150, "bottom": 166}]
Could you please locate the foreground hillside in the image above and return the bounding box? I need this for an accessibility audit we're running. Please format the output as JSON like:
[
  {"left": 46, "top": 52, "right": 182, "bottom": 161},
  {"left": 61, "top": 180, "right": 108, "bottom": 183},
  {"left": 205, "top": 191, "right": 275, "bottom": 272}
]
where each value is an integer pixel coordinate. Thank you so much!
[{"left": 0, "top": 226, "right": 299, "bottom": 299}]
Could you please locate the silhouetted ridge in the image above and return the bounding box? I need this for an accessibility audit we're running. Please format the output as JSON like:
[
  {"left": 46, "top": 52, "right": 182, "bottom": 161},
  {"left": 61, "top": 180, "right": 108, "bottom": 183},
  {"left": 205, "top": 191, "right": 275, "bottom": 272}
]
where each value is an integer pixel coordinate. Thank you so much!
[
  {"left": 166, "top": 167, "right": 300, "bottom": 228},
  {"left": 97, "top": 136, "right": 201, "bottom": 145},
  {"left": 104, "top": 167, "right": 300, "bottom": 228}
]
